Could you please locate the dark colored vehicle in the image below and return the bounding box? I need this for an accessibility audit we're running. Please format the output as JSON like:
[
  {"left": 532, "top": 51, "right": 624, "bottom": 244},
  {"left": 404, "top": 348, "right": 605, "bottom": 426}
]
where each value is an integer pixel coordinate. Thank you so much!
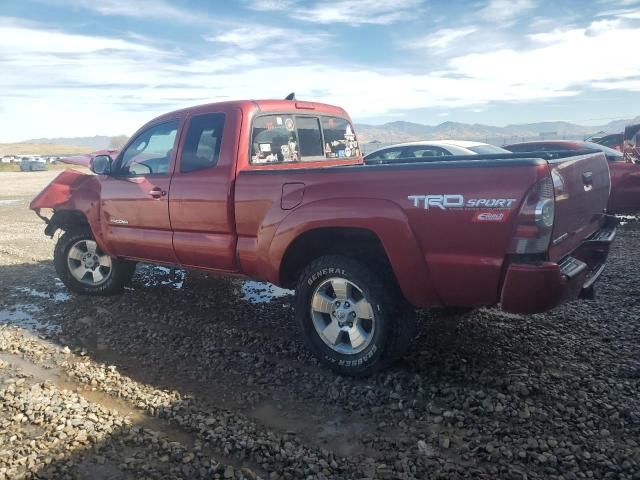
[
  {"left": 30, "top": 99, "right": 616, "bottom": 375},
  {"left": 623, "top": 123, "right": 640, "bottom": 163},
  {"left": 592, "top": 133, "right": 624, "bottom": 151},
  {"left": 504, "top": 140, "right": 640, "bottom": 214}
]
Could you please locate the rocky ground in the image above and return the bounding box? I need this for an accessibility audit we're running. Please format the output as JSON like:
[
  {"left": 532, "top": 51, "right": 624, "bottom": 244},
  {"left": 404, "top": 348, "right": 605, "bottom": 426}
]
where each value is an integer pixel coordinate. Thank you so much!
[{"left": 0, "top": 171, "right": 639, "bottom": 479}]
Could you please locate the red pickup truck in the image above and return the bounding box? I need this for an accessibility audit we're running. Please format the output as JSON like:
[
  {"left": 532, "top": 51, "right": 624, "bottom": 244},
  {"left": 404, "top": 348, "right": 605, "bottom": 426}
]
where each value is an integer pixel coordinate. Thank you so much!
[{"left": 30, "top": 99, "right": 616, "bottom": 375}]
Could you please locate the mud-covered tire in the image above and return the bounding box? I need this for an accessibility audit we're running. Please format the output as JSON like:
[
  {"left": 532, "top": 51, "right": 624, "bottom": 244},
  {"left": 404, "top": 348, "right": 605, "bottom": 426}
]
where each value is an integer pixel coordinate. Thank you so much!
[
  {"left": 295, "top": 255, "right": 416, "bottom": 376},
  {"left": 54, "top": 228, "right": 135, "bottom": 296}
]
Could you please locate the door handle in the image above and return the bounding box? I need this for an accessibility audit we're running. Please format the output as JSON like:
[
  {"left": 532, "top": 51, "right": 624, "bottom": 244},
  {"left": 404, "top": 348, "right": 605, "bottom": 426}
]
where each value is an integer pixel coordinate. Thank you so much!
[{"left": 149, "top": 187, "right": 166, "bottom": 198}]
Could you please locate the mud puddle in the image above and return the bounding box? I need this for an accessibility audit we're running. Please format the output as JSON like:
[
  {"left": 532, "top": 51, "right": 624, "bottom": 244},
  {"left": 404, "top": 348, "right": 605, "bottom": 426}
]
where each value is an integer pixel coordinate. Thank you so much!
[
  {"left": 0, "top": 303, "right": 61, "bottom": 336},
  {"left": 15, "top": 286, "right": 71, "bottom": 302},
  {"left": 240, "top": 281, "right": 293, "bottom": 304}
]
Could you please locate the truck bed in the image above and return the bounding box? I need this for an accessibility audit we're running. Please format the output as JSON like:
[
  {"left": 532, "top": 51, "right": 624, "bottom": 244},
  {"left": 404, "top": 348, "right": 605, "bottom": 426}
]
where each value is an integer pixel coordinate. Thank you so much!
[{"left": 235, "top": 151, "right": 610, "bottom": 309}]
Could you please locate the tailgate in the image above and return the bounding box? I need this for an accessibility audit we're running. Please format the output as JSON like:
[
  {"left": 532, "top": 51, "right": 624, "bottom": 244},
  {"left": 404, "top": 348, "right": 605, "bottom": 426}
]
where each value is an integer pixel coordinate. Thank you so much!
[{"left": 547, "top": 152, "right": 610, "bottom": 261}]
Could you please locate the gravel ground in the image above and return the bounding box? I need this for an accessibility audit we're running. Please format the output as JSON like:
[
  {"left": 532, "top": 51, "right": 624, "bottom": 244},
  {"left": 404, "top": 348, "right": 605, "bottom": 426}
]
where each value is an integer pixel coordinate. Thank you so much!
[{"left": 0, "top": 171, "right": 639, "bottom": 480}]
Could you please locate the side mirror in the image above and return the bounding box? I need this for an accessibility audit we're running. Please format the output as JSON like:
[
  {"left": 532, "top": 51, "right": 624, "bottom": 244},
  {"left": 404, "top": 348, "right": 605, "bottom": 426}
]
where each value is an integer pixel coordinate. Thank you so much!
[{"left": 90, "top": 155, "right": 112, "bottom": 175}]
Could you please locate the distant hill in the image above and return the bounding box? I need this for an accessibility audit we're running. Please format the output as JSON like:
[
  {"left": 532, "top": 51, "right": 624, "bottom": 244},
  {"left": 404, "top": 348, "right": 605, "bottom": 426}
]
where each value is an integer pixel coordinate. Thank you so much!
[
  {"left": 21, "top": 135, "right": 112, "bottom": 150},
  {"left": 12, "top": 115, "right": 640, "bottom": 151},
  {"left": 355, "top": 116, "right": 640, "bottom": 144},
  {"left": 0, "top": 143, "right": 92, "bottom": 156}
]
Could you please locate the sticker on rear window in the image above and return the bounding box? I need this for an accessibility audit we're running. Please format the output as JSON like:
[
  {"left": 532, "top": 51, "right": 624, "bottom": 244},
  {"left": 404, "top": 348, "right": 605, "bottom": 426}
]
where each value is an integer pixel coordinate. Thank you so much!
[{"left": 285, "top": 118, "right": 295, "bottom": 131}]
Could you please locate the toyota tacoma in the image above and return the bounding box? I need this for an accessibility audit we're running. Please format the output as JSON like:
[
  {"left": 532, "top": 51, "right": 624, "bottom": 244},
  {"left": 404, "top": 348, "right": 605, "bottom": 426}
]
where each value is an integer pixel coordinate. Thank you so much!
[{"left": 30, "top": 98, "right": 617, "bottom": 375}]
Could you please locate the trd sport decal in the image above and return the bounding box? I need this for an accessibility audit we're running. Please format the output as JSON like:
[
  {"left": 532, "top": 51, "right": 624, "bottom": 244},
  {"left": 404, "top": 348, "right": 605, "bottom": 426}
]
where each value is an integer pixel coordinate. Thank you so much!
[{"left": 408, "top": 195, "right": 517, "bottom": 210}]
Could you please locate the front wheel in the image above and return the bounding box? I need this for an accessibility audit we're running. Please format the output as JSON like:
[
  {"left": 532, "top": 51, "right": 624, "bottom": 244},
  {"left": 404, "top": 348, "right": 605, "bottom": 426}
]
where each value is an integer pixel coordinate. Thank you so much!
[
  {"left": 295, "top": 255, "right": 416, "bottom": 376},
  {"left": 54, "top": 228, "right": 136, "bottom": 295}
]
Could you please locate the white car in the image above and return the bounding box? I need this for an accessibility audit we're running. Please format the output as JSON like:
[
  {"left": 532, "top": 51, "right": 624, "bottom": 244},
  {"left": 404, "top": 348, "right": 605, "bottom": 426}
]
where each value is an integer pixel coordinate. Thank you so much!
[{"left": 364, "top": 140, "right": 510, "bottom": 162}]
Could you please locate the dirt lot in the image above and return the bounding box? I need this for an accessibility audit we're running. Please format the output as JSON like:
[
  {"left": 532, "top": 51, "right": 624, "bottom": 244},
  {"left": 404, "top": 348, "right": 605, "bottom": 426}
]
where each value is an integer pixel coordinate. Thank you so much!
[{"left": 0, "top": 170, "right": 639, "bottom": 480}]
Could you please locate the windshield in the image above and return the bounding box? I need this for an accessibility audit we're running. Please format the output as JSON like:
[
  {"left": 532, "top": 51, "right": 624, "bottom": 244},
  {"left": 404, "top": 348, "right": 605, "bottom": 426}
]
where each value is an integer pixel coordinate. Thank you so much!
[{"left": 467, "top": 144, "right": 511, "bottom": 154}]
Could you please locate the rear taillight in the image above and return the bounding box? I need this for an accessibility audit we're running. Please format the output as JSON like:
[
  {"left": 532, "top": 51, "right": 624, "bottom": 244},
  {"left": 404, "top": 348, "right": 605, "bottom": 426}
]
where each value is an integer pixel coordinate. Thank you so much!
[{"left": 508, "top": 176, "right": 555, "bottom": 254}]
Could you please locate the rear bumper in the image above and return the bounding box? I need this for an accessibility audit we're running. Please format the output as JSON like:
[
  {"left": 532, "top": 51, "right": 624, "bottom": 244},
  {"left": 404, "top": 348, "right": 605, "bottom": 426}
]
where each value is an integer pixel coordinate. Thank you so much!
[{"left": 500, "top": 217, "right": 617, "bottom": 314}]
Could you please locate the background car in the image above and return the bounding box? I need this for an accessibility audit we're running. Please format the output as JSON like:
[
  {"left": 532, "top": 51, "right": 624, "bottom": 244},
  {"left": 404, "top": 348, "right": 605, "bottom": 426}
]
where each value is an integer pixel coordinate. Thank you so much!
[
  {"left": 591, "top": 133, "right": 624, "bottom": 151},
  {"left": 19, "top": 157, "right": 48, "bottom": 171},
  {"left": 364, "top": 140, "right": 510, "bottom": 162},
  {"left": 504, "top": 140, "right": 640, "bottom": 214},
  {"left": 503, "top": 140, "right": 623, "bottom": 161}
]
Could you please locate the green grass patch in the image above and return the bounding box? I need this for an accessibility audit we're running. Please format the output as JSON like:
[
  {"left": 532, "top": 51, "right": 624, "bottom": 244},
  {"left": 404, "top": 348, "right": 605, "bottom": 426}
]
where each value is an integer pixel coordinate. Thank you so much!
[{"left": 0, "top": 163, "right": 87, "bottom": 172}]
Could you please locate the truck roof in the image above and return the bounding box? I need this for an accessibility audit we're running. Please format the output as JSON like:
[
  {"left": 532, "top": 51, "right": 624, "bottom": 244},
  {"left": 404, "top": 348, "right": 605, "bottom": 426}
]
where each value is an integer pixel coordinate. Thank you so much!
[{"left": 150, "top": 99, "right": 349, "bottom": 124}]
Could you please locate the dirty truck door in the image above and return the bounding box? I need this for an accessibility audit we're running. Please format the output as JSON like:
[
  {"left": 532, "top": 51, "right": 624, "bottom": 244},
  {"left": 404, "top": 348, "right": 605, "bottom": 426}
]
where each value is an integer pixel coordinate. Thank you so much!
[
  {"left": 100, "top": 119, "right": 180, "bottom": 263},
  {"left": 169, "top": 110, "right": 239, "bottom": 271}
]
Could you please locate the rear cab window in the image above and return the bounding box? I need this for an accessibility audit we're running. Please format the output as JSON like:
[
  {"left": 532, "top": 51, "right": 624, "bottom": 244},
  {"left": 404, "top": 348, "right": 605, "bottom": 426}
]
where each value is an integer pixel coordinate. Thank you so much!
[{"left": 250, "top": 114, "right": 360, "bottom": 164}]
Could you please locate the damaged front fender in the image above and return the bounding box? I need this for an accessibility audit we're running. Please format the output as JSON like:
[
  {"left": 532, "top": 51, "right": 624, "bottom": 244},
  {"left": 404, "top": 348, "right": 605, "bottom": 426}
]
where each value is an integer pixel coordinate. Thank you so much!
[{"left": 29, "top": 169, "right": 110, "bottom": 253}]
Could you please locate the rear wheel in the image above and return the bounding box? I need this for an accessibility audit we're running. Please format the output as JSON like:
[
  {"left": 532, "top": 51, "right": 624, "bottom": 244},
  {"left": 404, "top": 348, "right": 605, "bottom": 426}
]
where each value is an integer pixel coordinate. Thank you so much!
[
  {"left": 54, "top": 228, "right": 135, "bottom": 295},
  {"left": 295, "top": 255, "right": 416, "bottom": 376}
]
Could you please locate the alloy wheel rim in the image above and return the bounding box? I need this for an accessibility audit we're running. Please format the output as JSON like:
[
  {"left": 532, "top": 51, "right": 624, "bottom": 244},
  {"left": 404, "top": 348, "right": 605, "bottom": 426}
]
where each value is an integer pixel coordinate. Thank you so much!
[
  {"left": 310, "top": 277, "right": 375, "bottom": 355},
  {"left": 67, "top": 239, "right": 112, "bottom": 285}
]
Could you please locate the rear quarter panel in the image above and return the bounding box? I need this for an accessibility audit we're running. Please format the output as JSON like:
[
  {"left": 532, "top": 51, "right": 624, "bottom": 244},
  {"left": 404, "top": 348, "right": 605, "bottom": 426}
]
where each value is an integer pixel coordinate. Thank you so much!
[{"left": 235, "top": 161, "right": 541, "bottom": 308}]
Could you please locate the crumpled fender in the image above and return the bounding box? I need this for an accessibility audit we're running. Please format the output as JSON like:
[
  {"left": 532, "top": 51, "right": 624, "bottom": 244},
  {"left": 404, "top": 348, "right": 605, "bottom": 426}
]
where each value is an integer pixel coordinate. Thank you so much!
[
  {"left": 264, "top": 198, "right": 441, "bottom": 308},
  {"left": 29, "top": 170, "right": 111, "bottom": 254}
]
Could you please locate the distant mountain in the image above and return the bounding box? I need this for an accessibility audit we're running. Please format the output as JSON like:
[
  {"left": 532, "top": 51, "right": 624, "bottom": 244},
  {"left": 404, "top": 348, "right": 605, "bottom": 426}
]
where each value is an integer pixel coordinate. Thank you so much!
[
  {"left": 21, "top": 135, "right": 112, "bottom": 150},
  {"left": 16, "top": 115, "right": 640, "bottom": 150},
  {"left": 355, "top": 116, "right": 640, "bottom": 144}
]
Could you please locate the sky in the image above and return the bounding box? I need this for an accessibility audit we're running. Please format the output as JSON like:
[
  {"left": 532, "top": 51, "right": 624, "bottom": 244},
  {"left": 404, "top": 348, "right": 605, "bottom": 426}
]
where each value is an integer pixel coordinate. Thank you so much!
[{"left": 1, "top": 0, "right": 640, "bottom": 142}]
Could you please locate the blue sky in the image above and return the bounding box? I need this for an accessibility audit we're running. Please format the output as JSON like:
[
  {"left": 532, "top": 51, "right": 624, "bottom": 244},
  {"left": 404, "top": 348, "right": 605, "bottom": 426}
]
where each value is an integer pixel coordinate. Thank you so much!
[{"left": 1, "top": 0, "right": 640, "bottom": 141}]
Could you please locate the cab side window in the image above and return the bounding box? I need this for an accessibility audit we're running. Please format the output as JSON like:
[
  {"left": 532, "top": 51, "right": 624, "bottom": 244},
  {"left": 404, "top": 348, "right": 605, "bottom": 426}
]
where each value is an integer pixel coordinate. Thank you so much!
[
  {"left": 116, "top": 120, "right": 179, "bottom": 176},
  {"left": 181, "top": 113, "right": 225, "bottom": 173}
]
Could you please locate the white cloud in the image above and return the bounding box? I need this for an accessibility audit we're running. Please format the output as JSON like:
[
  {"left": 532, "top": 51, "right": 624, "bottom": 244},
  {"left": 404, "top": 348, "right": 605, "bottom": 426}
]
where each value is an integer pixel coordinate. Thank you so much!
[
  {"left": 0, "top": 24, "right": 160, "bottom": 55},
  {"left": 245, "top": 0, "right": 422, "bottom": 24},
  {"left": 408, "top": 27, "right": 477, "bottom": 52},
  {"left": 243, "top": 0, "right": 297, "bottom": 11},
  {"left": 205, "top": 25, "right": 328, "bottom": 50},
  {"left": 291, "top": 0, "right": 423, "bottom": 25},
  {"left": 37, "top": 0, "right": 211, "bottom": 23},
  {"left": 2, "top": 15, "right": 640, "bottom": 141},
  {"left": 597, "top": 0, "right": 640, "bottom": 5},
  {"left": 479, "top": 0, "right": 535, "bottom": 23}
]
